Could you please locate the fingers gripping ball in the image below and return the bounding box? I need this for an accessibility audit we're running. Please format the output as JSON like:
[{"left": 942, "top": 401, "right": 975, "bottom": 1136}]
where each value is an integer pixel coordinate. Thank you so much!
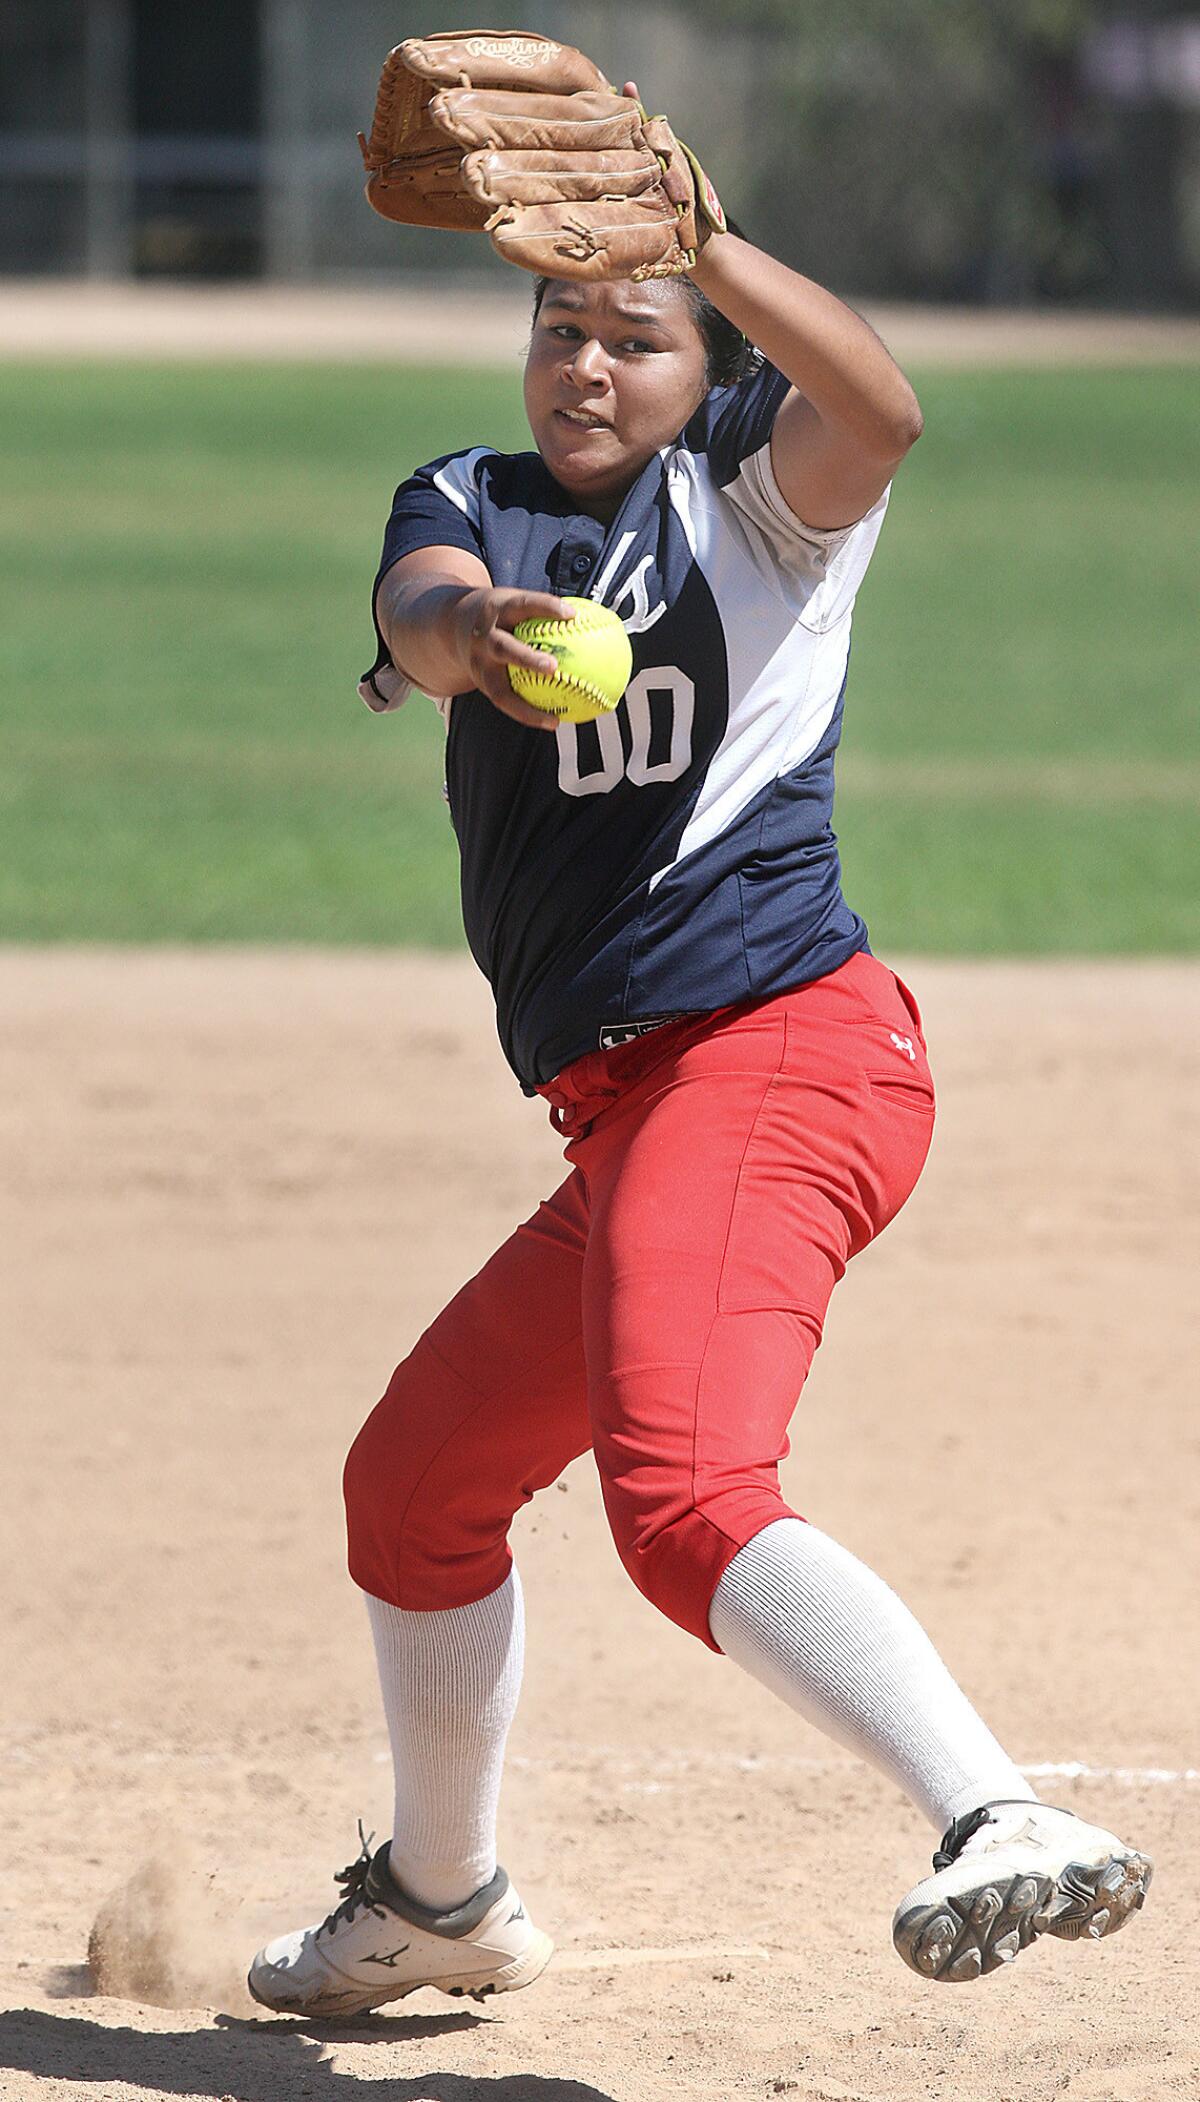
[{"left": 510, "top": 598, "right": 633, "bottom": 724}]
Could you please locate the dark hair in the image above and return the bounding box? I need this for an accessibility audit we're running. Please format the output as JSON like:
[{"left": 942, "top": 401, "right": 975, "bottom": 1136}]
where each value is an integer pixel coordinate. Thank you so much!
[{"left": 531, "top": 222, "right": 759, "bottom": 392}]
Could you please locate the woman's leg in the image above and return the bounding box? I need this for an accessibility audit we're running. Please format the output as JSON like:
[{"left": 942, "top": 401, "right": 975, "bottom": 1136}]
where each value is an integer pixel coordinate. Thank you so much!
[
  {"left": 249, "top": 1176, "right": 590, "bottom": 2016},
  {"left": 364, "top": 1573, "right": 526, "bottom": 1910},
  {"left": 343, "top": 1169, "right": 592, "bottom": 1908},
  {"left": 569, "top": 962, "right": 1150, "bottom": 1985},
  {"left": 708, "top": 1518, "right": 1032, "bottom": 1828},
  {"left": 578, "top": 961, "right": 1028, "bottom": 1825}
]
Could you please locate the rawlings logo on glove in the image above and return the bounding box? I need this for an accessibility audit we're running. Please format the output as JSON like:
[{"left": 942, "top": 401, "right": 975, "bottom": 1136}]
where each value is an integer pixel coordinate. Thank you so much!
[
  {"left": 357, "top": 28, "right": 726, "bottom": 282},
  {"left": 461, "top": 35, "right": 557, "bottom": 68}
]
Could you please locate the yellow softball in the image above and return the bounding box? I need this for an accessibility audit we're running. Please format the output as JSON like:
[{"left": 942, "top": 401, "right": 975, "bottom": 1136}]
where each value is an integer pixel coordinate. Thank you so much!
[{"left": 510, "top": 597, "right": 633, "bottom": 724}]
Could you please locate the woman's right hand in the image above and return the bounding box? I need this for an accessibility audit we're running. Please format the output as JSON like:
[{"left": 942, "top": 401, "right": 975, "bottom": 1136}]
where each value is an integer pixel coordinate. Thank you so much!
[{"left": 453, "top": 587, "right": 576, "bottom": 731}]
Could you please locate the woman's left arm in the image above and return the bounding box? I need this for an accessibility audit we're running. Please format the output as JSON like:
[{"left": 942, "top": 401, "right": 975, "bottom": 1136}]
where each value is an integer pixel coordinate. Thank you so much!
[{"left": 688, "top": 233, "right": 923, "bottom": 531}]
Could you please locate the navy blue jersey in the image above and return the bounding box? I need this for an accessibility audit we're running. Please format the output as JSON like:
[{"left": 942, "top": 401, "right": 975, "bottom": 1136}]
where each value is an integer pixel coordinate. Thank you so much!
[{"left": 360, "top": 358, "right": 888, "bottom": 1091}]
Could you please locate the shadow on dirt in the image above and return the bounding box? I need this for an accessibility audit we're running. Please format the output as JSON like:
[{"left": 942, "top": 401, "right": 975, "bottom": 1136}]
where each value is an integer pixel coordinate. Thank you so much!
[{"left": 0, "top": 2008, "right": 620, "bottom": 2101}]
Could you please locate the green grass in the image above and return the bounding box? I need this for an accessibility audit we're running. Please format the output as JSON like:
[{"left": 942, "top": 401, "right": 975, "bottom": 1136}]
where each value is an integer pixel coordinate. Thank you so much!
[{"left": 1, "top": 361, "right": 1197, "bottom": 950}]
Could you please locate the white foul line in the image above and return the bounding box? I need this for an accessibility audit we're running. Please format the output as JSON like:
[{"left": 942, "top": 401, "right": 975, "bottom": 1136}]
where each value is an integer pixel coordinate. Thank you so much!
[
  {"left": 1023, "top": 1760, "right": 1200, "bottom": 1786},
  {"left": 501, "top": 1749, "right": 1199, "bottom": 1788}
]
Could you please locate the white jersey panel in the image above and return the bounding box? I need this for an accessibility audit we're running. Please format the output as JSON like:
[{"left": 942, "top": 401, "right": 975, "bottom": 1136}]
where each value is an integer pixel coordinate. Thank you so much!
[
  {"left": 431, "top": 447, "right": 495, "bottom": 524},
  {"left": 648, "top": 449, "right": 868, "bottom": 893}
]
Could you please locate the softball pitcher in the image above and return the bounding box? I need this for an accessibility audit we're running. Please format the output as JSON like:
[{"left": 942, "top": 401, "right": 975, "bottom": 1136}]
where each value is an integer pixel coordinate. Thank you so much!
[{"left": 249, "top": 33, "right": 1151, "bottom": 2013}]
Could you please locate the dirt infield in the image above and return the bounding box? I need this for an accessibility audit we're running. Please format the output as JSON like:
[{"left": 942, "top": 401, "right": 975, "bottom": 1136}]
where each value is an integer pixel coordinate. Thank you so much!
[
  {"left": 3, "top": 949, "right": 1197, "bottom": 2102},
  {"left": 2, "top": 278, "right": 1198, "bottom": 365}
]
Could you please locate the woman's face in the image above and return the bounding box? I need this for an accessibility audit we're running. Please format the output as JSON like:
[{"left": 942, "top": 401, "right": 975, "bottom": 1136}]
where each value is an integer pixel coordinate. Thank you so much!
[{"left": 524, "top": 278, "right": 709, "bottom": 520}]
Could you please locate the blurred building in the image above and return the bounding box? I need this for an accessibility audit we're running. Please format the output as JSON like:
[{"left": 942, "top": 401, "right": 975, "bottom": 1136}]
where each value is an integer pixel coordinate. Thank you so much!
[{"left": 2, "top": 0, "right": 1198, "bottom": 308}]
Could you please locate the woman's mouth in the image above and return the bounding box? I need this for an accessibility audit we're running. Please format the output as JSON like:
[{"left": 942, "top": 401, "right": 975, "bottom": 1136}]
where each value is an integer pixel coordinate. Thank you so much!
[{"left": 556, "top": 408, "right": 610, "bottom": 432}]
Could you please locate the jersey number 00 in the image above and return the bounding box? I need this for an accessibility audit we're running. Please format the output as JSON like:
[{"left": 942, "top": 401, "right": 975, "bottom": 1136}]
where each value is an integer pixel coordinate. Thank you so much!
[{"left": 556, "top": 668, "right": 696, "bottom": 798}]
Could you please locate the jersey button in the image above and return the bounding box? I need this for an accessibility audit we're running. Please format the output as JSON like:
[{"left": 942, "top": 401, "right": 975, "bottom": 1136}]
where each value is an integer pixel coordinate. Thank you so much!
[{"left": 569, "top": 553, "right": 592, "bottom": 578}]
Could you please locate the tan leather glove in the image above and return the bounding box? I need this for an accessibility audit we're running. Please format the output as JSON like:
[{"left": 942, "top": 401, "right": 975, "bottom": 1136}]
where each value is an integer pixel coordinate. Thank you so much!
[{"left": 358, "top": 30, "right": 726, "bottom": 281}]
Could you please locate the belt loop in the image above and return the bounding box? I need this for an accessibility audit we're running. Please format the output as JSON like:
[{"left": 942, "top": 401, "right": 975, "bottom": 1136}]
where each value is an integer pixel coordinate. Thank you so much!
[{"left": 549, "top": 1103, "right": 594, "bottom": 1140}]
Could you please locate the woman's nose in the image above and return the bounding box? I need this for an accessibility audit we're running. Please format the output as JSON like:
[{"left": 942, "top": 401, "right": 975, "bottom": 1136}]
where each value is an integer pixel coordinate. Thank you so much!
[{"left": 567, "top": 337, "right": 609, "bottom": 388}]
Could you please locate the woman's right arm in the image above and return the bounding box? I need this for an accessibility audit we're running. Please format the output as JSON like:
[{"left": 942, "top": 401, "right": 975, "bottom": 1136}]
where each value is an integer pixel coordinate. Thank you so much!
[{"left": 376, "top": 547, "right": 574, "bottom": 733}]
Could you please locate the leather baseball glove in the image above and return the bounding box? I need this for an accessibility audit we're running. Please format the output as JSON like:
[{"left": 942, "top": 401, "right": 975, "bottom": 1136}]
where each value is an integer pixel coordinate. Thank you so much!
[{"left": 357, "top": 29, "right": 727, "bottom": 281}]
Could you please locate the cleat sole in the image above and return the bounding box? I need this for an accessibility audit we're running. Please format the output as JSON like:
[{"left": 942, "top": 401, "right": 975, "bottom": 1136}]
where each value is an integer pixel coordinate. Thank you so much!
[{"left": 893, "top": 1849, "right": 1153, "bottom": 1985}]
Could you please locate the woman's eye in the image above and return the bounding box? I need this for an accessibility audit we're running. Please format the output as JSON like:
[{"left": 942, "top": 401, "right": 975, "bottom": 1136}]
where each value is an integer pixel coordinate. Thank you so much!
[{"left": 547, "top": 323, "right": 654, "bottom": 353}]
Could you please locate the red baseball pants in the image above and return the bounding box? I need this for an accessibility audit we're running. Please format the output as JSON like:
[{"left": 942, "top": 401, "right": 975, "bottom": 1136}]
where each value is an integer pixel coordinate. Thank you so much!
[{"left": 344, "top": 951, "right": 935, "bottom": 1648}]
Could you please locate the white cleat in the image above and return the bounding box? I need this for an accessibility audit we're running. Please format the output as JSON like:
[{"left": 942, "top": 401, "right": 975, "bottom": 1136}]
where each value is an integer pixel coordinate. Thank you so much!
[
  {"left": 248, "top": 1830, "right": 554, "bottom": 2018},
  {"left": 892, "top": 1800, "right": 1153, "bottom": 1984}
]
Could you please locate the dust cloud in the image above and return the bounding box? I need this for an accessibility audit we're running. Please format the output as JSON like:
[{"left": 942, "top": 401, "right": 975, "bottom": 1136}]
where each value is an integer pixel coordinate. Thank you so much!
[{"left": 87, "top": 1845, "right": 254, "bottom": 2013}]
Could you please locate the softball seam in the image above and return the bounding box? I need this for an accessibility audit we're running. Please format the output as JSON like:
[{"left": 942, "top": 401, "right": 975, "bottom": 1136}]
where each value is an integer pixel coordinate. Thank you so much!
[
  {"left": 515, "top": 606, "right": 625, "bottom": 713},
  {"left": 518, "top": 608, "right": 619, "bottom": 642},
  {"left": 514, "top": 668, "right": 613, "bottom": 712}
]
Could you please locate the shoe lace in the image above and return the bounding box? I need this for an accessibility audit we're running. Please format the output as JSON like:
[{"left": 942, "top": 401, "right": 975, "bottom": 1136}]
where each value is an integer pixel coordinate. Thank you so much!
[
  {"left": 317, "top": 1821, "right": 388, "bottom": 1938},
  {"left": 932, "top": 1797, "right": 1052, "bottom": 1871},
  {"left": 932, "top": 1803, "right": 994, "bottom": 1871}
]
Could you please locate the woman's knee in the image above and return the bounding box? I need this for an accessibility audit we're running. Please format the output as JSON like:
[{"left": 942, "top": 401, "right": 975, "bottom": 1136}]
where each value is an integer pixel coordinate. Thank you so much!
[
  {"left": 600, "top": 1465, "right": 791, "bottom": 1650},
  {"left": 344, "top": 1336, "right": 587, "bottom": 1610},
  {"left": 343, "top": 1344, "right": 512, "bottom": 1610},
  {"left": 591, "top": 1336, "right": 804, "bottom": 1646},
  {"left": 342, "top": 1386, "right": 404, "bottom": 1568}
]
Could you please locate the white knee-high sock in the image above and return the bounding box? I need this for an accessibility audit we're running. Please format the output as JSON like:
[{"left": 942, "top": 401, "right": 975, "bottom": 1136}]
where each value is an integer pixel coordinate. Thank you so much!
[
  {"left": 365, "top": 1569, "right": 524, "bottom": 1911},
  {"left": 709, "top": 1519, "right": 1036, "bottom": 1831}
]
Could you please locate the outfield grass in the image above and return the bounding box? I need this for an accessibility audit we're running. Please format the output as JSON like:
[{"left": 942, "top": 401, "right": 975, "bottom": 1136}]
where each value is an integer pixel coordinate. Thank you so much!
[{"left": 1, "top": 361, "right": 1196, "bottom": 951}]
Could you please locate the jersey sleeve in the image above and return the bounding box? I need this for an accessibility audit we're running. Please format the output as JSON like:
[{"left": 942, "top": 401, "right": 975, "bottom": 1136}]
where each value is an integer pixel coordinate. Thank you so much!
[
  {"left": 722, "top": 441, "right": 891, "bottom": 632},
  {"left": 358, "top": 447, "right": 492, "bottom": 714},
  {"left": 680, "top": 356, "right": 793, "bottom": 489},
  {"left": 681, "top": 358, "right": 890, "bottom": 633}
]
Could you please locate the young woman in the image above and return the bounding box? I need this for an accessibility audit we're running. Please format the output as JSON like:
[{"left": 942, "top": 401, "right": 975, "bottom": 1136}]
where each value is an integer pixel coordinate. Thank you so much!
[{"left": 249, "top": 111, "right": 1150, "bottom": 2013}]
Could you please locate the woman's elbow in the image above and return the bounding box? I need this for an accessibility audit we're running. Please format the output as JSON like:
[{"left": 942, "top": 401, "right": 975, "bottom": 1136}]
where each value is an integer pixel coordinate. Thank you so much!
[
  {"left": 888, "top": 385, "right": 924, "bottom": 459},
  {"left": 901, "top": 400, "right": 925, "bottom": 451},
  {"left": 867, "top": 405, "right": 922, "bottom": 472}
]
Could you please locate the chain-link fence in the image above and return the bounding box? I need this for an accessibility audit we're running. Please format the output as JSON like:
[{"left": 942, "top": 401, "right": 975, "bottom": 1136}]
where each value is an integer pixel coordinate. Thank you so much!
[{"left": 2, "top": 0, "right": 1198, "bottom": 307}]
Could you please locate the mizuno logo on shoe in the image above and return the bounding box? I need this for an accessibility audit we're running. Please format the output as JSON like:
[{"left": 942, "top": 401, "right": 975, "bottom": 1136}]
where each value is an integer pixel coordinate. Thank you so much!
[{"left": 363, "top": 1942, "right": 412, "bottom": 1967}]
